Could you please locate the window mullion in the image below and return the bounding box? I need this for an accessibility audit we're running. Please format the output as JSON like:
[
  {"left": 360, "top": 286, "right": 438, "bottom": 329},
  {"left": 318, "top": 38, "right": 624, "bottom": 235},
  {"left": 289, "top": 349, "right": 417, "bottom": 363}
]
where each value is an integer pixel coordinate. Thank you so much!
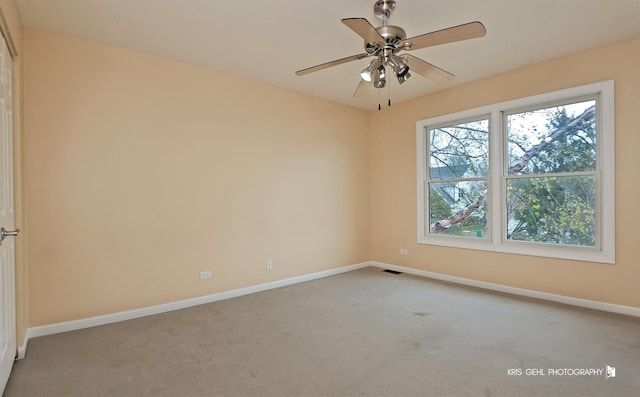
[{"left": 490, "top": 110, "right": 503, "bottom": 246}]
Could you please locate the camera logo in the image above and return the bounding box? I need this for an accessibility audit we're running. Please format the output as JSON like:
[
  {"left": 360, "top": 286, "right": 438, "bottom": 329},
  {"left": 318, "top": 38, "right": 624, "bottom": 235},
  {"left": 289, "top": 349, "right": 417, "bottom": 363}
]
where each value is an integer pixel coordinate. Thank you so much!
[{"left": 606, "top": 365, "right": 616, "bottom": 379}]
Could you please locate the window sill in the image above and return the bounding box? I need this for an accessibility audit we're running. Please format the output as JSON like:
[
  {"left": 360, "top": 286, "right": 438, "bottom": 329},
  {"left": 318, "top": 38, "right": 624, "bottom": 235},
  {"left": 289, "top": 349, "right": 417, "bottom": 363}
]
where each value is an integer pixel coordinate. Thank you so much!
[{"left": 417, "top": 235, "right": 615, "bottom": 264}]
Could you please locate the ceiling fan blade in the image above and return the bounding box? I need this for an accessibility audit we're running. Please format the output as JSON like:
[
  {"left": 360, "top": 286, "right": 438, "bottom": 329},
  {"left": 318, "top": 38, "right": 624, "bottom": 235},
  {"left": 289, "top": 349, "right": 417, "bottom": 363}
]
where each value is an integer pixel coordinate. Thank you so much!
[
  {"left": 399, "top": 21, "right": 486, "bottom": 51},
  {"left": 353, "top": 79, "right": 373, "bottom": 97},
  {"left": 296, "top": 53, "right": 370, "bottom": 76},
  {"left": 342, "top": 18, "right": 386, "bottom": 46},
  {"left": 405, "top": 55, "right": 454, "bottom": 84}
]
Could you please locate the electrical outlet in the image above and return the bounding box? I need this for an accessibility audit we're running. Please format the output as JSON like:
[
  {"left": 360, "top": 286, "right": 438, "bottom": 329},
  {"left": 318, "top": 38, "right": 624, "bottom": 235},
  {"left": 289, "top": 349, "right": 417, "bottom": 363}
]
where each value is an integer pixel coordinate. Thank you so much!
[
  {"left": 266, "top": 259, "right": 273, "bottom": 270},
  {"left": 200, "top": 271, "right": 212, "bottom": 280},
  {"left": 400, "top": 249, "right": 408, "bottom": 255}
]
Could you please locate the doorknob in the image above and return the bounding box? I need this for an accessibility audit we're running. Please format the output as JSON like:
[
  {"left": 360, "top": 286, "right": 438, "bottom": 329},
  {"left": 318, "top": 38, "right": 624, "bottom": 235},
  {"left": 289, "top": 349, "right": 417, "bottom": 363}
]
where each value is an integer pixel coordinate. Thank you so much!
[{"left": 0, "top": 227, "right": 19, "bottom": 245}]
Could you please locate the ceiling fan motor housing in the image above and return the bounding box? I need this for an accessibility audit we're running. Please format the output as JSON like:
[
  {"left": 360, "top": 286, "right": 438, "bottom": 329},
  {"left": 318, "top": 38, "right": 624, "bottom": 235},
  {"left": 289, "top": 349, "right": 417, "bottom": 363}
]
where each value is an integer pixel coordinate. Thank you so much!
[
  {"left": 364, "top": 25, "right": 407, "bottom": 54},
  {"left": 377, "top": 25, "right": 406, "bottom": 46}
]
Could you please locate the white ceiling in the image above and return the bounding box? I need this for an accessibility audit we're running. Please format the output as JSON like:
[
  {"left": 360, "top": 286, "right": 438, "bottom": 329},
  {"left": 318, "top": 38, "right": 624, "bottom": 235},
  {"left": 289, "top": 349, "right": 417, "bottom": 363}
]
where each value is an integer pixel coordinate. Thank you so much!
[{"left": 15, "top": 0, "right": 640, "bottom": 110}]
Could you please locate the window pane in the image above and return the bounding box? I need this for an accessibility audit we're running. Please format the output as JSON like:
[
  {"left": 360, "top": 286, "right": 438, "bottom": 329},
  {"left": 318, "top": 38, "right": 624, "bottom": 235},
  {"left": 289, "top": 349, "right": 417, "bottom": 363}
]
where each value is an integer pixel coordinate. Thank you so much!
[
  {"left": 507, "top": 100, "right": 596, "bottom": 175},
  {"left": 429, "top": 181, "right": 487, "bottom": 238},
  {"left": 429, "top": 119, "right": 489, "bottom": 180},
  {"left": 506, "top": 176, "right": 596, "bottom": 247}
]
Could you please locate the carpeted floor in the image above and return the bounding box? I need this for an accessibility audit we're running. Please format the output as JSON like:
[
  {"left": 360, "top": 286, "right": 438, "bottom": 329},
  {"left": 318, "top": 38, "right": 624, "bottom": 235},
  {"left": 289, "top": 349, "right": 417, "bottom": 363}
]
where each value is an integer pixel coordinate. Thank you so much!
[{"left": 4, "top": 267, "right": 640, "bottom": 396}]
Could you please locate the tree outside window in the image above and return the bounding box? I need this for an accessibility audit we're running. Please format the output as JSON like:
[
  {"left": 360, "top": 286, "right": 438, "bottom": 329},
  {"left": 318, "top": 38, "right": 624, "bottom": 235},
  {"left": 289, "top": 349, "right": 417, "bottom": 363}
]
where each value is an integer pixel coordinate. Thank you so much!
[{"left": 505, "top": 100, "right": 597, "bottom": 247}]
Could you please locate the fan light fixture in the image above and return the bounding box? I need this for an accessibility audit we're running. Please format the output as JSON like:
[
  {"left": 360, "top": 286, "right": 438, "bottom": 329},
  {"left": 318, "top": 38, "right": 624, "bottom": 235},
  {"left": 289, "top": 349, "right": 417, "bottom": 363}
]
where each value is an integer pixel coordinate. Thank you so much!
[
  {"left": 396, "top": 71, "right": 411, "bottom": 84},
  {"left": 373, "top": 64, "right": 386, "bottom": 88},
  {"left": 389, "top": 54, "right": 409, "bottom": 77},
  {"left": 360, "top": 59, "right": 380, "bottom": 82},
  {"left": 362, "top": 55, "right": 409, "bottom": 85}
]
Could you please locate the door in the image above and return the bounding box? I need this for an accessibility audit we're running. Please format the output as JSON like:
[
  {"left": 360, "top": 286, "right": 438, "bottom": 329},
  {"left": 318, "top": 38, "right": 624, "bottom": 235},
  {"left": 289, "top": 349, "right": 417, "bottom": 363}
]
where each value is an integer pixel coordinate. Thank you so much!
[{"left": 0, "top": 32, "right": 15, "bottom": 393}]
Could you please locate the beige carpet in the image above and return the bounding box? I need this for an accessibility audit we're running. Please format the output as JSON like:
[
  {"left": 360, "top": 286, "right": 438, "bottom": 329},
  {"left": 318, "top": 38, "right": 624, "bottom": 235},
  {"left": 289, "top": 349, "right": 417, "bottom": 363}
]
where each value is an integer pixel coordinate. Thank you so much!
[{"left": 4, "top": 267, "right": 640, "bottom": 396}]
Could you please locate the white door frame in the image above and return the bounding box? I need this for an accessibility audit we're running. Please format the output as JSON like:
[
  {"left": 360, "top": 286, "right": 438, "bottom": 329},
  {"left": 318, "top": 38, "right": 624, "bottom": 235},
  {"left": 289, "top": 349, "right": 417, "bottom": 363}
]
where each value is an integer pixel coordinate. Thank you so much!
[{"left": 0, "top": 28, "right": 16, "bottom": 394}]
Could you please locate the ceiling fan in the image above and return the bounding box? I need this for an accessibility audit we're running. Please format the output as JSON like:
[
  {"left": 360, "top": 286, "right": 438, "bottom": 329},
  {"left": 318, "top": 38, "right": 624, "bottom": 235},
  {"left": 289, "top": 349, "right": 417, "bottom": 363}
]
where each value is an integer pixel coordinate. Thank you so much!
[{"left": 295, "top": 0, "right": 486, "bottom": 99}]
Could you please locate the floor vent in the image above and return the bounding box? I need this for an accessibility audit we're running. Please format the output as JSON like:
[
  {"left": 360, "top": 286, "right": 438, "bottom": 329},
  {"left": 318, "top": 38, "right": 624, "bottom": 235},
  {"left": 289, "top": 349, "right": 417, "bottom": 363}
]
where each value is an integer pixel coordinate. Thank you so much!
[{"left": 383, "top": 269, "right": 403, "bottom": 275}]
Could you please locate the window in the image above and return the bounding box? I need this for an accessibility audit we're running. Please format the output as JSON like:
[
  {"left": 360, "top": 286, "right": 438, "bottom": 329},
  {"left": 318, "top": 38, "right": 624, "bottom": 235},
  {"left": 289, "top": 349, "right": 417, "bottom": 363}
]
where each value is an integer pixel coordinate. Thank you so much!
[
  {"left": 417, "top": 81, "right": 615, "bottom": 263},
  {"left": 428, "top": 117, "right": 489, "bottom": 238}
]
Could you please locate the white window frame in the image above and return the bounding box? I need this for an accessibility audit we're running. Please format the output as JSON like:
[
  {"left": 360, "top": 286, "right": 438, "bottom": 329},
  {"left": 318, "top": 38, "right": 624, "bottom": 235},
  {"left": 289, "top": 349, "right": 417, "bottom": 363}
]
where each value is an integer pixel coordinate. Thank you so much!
[{"left": 416, "top": 81, "right": 615, "bottom": 264}]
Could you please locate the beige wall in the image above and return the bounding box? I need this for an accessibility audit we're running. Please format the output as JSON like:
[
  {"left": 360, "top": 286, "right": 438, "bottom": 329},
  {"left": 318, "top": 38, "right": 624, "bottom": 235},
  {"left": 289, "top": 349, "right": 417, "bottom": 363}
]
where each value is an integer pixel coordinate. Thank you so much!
[
  {"left": 20, "top": 25, "right": 640, "bottom": 332},
  {"left": 0, "top": 0, "right": 25, "bottom": 349},
  {"left": 23, "top": 29, "right": 371, "bottom": 326},
  {"left": 370, "top": 37, "right": 640, "bottom": 308}
]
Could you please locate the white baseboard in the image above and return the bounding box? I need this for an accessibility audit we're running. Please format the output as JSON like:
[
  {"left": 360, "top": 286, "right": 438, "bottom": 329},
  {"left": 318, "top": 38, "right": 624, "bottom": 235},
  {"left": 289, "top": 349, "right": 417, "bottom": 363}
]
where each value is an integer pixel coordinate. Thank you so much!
[
  {"left": 19, "top": 261, "right": 371, "bottom": 358},
  {"left": 17, "top": 340, "right": 27, "bottom": 360},
  {"left": 18, "top": 260, "right": 639, "bottom": 360},
  {"left": 371, "top": 261, "right": 640, "bottom": 318}
]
